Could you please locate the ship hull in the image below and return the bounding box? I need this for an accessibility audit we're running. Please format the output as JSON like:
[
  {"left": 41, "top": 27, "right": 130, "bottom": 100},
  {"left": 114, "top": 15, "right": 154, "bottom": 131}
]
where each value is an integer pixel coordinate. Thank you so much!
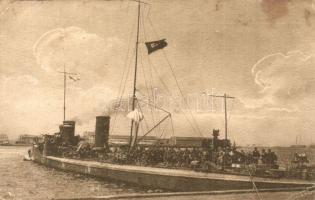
[{"left": 32, "top": 148, "right": 314, "bottom": 192}]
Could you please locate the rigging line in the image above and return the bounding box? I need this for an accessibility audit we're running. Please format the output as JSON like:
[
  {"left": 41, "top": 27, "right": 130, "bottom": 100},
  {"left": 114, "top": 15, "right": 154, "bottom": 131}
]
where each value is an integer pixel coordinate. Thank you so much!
[
  {"left": 137, "top": 93, "right": 168, "bottom": 139},
  {"left": 143, "top": 10, "right": 175, "bottom": 138},
  {"left": 157, "top": 119, "right": 168, "bottom": 139},
  {"left": 137, "top": 97, "right": 171, "bottom": 115},
  {"left": 110, "top": 6, "right": 137, "bottom": 133},
  {"left": 147, "top": 16, "right": 160, "bottom": 41},
  {"left": 145, "top": 21, "right": 199, "bottom": 138},
  {"left": 137, "top": 101, "right": 150, "bottom": 132},
  {"left": 147, "top": 15, "right": 203, "bottom": 137},
  {"left": 138, "top": 88, "right": 199, "bottom": 137},
  {"left": 162, "top": 48, "right": 203, "bottom": 137},
  {"left": 110, "top": 40, "right": 135, "bottom": 130},
  {"left": 287, "top": 189, "right": 309, "bottom": 200},
  {"left": 144, "top": 50, "right": 200, "bottom": 137},
  {"left": 139, "top": 51, "right": 159, "bottom": 137},
  {"left": 145, "top": 2, "right": 151, "bottom": 19},
  {"left": 162, "top": 118, "right": 172, "bottom": 138},
  {"left": 112, "top": 2, "right": 135, "bottom": 100},
  {"left": 129, "top": 0, "right": 142, "bottom": 148},
  {"left": 137, "top": 56, "right": 152, "bottom": 133},
  {"left": 147, "top": 59, "right": 170, "bottom": 136},
  {"left": 177, "top": 106, "right": 201, "bottom": 137},
  {"left": 137, "top": 93, "right": 173, "bottom": 139},
  {"left": 140, "top": 8, "right": 160, "bottom": 136},
  {"left": 141, "top": 8, "right": 163, "bottom": 136},
  {"left": 140, "top": 9, "right": 156, "bottom": 101},
  {"left": 145, "top": 16, "right": 173, "bottom": 95},
  {"left": 139, "top": 54, "right": 151, "bottom": 100},
  {"left": 149, "top": 61, "right": 172, "bottom": 95},
  {"left": 246, "top": 165, "right": 264, "bottom": 200},
  {"left": 138, "top": 112, "right": 146, "bottom": 138},
  {"left": 110, "top": 47, "right": 136, "bottom": 134},
  {"left": 141, "top": 10, "right": 167, "bottom": 136},
  {"left": 145, "top": 17, "right": 173, "bottom": 95},
  {"left": 137, "top": 114, "right": 171, "bottom": 141},
  {"left": 141, "top": 111, "right": 171, "bottom": 140},
  {"left": 110, "top": 50, "right": 130, "bottom": 119},
  {"left": 227, "top": 98, "right": 235, "bottom": 129},
  {"left": 217, "top": 97, "right": 235, "bottom": 138},
  {"left": 111, "top": 47, "right": 135, "bottom": 132},
  {"left": 170, "top": 116, "right": 175, "bottom": 138}
]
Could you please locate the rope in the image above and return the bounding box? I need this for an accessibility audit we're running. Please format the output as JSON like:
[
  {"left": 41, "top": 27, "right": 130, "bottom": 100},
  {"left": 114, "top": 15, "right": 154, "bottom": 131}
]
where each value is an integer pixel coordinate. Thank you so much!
[
  {"left": 170, "top": 116, "right": 175, "bottom": 138},
  {"left": 161, "top": 50, "right": 203, "bottom": 136},
  {"left": 141, "top": 6, "right": 181, "bottom": 138},
  {"left": 136, "top": 91, "right": 173, "bottom": 140},
  {"left": 147, "top": 15, "right": 203, "bottom": 137},
  {"left": 140, "top": 7, "right": 161, "bottom": 136},
  {"left": 288, "top": 189, "right": 314, "bottom": 200},
  {"left": 148, "top": 57, "right": 172, "bottom": 94},
  {"left": 137, "top": 99, "right": 150, "bottom": 134},
  {"left": 110, "top": 9, "right": 137, "bottom": 134},
  {"left": 226, "top": 98, "right": 235, "bottom": 140},
  {"left": 246, "top": 164, "right": 264, "bottom": 200},
  {"left": 110, "top": 49, "right": 134, "bottom": 134},
  {"left": 227, "top": 98, "right": 235, "bottom": 122}
]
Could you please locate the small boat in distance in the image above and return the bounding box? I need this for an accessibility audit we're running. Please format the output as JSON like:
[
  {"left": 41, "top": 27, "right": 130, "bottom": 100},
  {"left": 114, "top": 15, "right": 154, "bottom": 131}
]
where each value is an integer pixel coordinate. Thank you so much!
[{"left": 290, "top": 135, "right": 306, "bottom": 148}]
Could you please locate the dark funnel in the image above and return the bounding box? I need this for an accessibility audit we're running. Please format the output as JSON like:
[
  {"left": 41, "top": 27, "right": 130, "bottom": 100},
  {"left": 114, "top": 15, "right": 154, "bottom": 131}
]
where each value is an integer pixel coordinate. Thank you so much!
[{"left": 94, "top": 116, "right": 110, "bottom": 148}]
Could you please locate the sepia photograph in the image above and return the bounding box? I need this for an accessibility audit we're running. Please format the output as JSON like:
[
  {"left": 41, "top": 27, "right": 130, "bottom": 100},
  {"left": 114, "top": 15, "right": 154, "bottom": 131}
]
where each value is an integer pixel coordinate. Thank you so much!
[{"left": 0, "top": 0, "right": 315, "bottom": 199}]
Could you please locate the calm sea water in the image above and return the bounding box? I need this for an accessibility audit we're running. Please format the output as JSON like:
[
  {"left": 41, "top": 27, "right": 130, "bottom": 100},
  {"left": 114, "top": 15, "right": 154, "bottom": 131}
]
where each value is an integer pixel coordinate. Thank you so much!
[
  {"left": 0, "top": 146, "right": 142, "bottom": 200},
  {"left": 0, "top": 146, "right": 314, "bottom": 200}
]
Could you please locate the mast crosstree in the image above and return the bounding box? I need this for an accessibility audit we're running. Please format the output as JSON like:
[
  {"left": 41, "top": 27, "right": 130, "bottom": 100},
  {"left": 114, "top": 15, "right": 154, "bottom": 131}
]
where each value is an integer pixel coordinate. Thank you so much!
[
  {"left": 208, "top": 93, "right": 235, "bottom": 169},
  {"left": 57, "top": 65, "right": 78, "bottom": 122}
]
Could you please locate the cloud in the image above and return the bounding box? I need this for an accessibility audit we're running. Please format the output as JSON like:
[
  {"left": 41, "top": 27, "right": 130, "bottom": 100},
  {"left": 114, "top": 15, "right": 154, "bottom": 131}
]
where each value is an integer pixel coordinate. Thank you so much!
[
  {"left": 0, "top": 74, "right": 60, "bottom": 136},
  {"left": 0, "top": 26, "right": 123, "bottom": 137},
  {"left": 10, "top": 26, "right": 126, "bottom": 135},
  {"left": 228, "top": 50, "right": 315, "bottom": 145},
  {"left": 0, "top": 75, "right": 39, "bottom": 105},
  {"left": 0, "top": 73, "right": 117, "bottom": 138},
  {"left": 69, "top": 85, "right": 115, "bottom": 121},
  {"left": 250, "top": 51, "right": 315, "bottom": 111},
  {"left": 33, "top": 26, "right": 122, "bottom": 76}
]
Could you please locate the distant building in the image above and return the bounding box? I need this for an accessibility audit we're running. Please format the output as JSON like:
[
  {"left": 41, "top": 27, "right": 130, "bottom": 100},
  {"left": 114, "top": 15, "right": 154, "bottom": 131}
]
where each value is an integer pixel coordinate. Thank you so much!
[
  {"left": 169, "top": 136, "right": 209, "bottom": 147},
  {"left": 109, "top": 135, "right": 158, "bottom": 146},
  {"left": 81, "top": 131, "right": 159, "bottom": 146},
  {"left": 16, "top": 134, "right": 43, "bottom": 145},
  {"left": 82, "top": 131, "right": 95, "bottom": 144},
  {"left": 81, "top": 131, "right": 223, "bottom": 148},
  {"left": 0, "top": 134, "right": 9, "bottom": 145}
]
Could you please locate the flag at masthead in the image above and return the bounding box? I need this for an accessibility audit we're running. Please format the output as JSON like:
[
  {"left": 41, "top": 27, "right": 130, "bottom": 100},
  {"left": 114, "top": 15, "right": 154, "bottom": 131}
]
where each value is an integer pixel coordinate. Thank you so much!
[{"left": 145, "top": 39, "right": 167, "bottom": 54}]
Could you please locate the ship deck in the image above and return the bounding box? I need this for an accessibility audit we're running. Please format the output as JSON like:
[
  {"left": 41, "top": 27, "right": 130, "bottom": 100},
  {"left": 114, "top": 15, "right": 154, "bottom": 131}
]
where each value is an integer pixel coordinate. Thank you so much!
[{"left": 46, "top": 156, "right": 314, "bottom": 186}]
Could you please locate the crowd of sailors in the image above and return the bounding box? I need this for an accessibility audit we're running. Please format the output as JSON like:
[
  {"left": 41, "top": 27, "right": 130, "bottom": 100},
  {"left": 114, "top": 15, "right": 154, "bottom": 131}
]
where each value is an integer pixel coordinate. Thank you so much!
[
  {"left": 110, "top": 146, "right": 278, "bottom": 168},
  {"left": 75, "top": 144, "right": 279, "bottom": 170}
]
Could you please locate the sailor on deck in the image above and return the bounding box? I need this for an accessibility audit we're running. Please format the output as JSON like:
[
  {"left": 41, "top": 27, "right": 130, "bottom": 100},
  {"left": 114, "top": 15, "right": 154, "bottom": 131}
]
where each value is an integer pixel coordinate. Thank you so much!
[{"left": 252, "top": 147, "right": 260, "bottom": 165}]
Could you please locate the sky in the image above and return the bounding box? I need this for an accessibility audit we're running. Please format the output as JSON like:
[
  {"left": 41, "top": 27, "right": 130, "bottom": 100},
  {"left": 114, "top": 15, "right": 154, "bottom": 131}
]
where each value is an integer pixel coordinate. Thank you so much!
[{"left": 1, "top": 0, "right": 315, "bottom": 146}]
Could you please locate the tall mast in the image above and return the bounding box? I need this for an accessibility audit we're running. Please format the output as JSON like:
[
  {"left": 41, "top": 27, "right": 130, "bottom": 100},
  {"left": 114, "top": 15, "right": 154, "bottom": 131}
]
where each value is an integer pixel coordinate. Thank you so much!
[
  {"left": 58, "top": 66, "right": 77, "bottom": 122},
  {"left": 63, "top": 64, "right": 66, "bottom": 121},
  {"left": 208, "top": 93, "right": 234, "bottom": 169},
  {"left": 129, "top": 0, "right": 141, "bottom": 146},
  {"left": 224, "top": 93, "right": 227, "bottom": 143}
]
